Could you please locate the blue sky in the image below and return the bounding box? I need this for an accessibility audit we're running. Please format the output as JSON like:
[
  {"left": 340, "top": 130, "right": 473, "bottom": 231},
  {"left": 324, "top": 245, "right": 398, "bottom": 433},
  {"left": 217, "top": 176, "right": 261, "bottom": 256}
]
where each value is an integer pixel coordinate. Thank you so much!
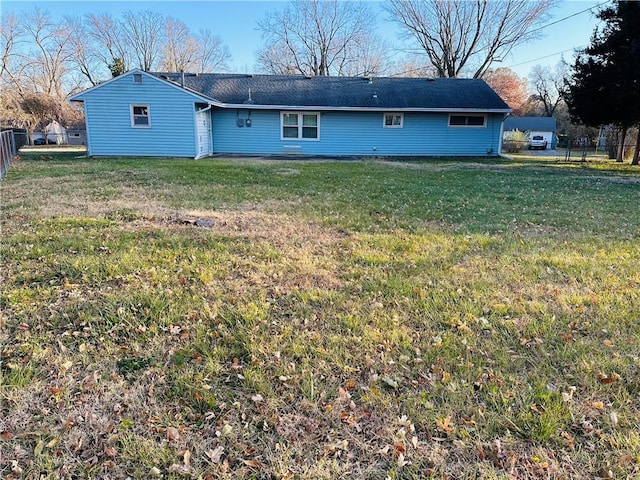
[{"left": 3, "top": 0, "right": 607, "bottom": 78}]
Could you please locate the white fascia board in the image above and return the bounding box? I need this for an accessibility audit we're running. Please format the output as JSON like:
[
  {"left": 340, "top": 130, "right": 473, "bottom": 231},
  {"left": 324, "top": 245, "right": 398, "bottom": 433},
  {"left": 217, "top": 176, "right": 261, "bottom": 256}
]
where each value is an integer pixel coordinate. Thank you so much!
[{"left": 217, "top": 103, "right": 512, "bottom": 114}]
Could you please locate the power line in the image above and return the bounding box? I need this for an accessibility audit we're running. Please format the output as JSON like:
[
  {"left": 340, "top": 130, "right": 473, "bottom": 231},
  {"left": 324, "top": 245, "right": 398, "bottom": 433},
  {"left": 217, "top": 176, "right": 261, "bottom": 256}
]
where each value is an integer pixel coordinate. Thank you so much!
[
  {"left": 507, "top": 47, "right": 582, "bottom": 68},
  {"left": 390, "top": 0, "right": 611, "bottom": 77},
  {"left": 526, "top": 0, "right": 611, "bottom": 36}
]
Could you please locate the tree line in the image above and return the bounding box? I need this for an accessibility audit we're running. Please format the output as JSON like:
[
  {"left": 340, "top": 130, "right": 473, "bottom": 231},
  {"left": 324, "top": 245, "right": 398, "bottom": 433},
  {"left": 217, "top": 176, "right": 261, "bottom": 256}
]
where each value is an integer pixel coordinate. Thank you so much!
[{"left": 0, "top": 8, "right": 231, "bottom": 133}]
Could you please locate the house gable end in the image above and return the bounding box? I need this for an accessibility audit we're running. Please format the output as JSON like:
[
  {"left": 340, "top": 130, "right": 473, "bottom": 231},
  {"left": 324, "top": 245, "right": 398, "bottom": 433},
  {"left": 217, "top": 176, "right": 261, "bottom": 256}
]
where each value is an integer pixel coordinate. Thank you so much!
[{"left": 72, "top": 69, "right": 206, "bottom": 157}]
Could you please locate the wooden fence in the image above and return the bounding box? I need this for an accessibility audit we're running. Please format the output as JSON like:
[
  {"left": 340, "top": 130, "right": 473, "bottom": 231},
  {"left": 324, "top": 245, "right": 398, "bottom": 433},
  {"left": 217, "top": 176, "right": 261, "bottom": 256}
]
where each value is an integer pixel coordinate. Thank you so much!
[{"left": 1, "top": 129, "right": 17, "bottom": 180}]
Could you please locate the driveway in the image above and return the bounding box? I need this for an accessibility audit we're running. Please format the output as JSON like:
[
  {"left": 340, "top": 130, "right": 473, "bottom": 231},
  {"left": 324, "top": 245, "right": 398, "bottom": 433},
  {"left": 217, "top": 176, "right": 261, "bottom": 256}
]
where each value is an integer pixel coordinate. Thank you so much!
[{"left": 522, "top": 148, "right": 562, "bottom": 157}]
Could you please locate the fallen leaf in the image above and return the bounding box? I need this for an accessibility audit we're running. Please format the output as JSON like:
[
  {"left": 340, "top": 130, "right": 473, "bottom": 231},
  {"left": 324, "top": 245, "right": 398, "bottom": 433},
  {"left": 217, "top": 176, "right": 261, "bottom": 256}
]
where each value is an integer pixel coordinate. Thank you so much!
[
  {"left": 149, "top": 467, "right": 161, "bottom": 476},
  {"left": 592, "top": 401, "right": 604, "bottom": 410},
  {"left": 561, "top": 431, "right": 575, "bottom": 450},
  {"left": 377, "top": 445, "right": 391, "bottom": 456},
  {"left": 382, "top": 376, "right": 398, "bottom": 389},
  {"left": 242, "top": 459, "right": 262, "bottom": 468},
  {"left": 104, "top": 446, "right": 117, "bottom": 457},
  {"left": 618, "top": 454, "right": 632, "bottom": 466},
  {"left": 49, "top": 387, "right": 63, "bottom": 397},
  {"left": 436, "top": 416, "right": 454, "bottom": 434},
  {"left": 251, "top": 394, "right": 264, "bottom": 403},
  {"left": 168, "top": 463, "right": 191, "bottom": 475},
  {"left": 166, "top": 427, "right": 180, "bottom": 442},
  {"left": 183, "top": 449, "right": 191, "bottom": 467},
  {"left": 598, "top": 372, "right": 621, "bottom": 384},
  {"left": 46, "top": 437, "right": 59, "bottom": 449},
  {"left": 206, "top": 446, "right": 224, "bottom": 464},
  {"left": 34, "top": 440, "right": 44, "bottom": 456},
  {"left": 393, "top": 443, "right": 406, "bottom": 456}
]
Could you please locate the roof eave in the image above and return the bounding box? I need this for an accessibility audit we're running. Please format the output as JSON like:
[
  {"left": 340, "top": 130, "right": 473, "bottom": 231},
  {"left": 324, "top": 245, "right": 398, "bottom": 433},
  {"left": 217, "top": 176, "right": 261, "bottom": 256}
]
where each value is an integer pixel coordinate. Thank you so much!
[{"left": 213, "top": 103, "right": 512, "bottom": 113}]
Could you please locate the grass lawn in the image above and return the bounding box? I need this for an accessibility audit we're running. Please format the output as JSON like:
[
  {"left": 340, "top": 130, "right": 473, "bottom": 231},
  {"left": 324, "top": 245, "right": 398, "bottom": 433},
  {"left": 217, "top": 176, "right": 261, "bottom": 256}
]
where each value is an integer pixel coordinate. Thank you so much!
[{"left": 1, "top": 152, "right": 639, "bottom": 479}]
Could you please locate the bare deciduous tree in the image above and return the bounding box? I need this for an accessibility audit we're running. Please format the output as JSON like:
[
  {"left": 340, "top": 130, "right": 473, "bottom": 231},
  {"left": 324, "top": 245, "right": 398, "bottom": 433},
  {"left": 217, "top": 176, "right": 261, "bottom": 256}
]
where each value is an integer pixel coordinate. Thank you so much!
[
  {"left": 64, "top": 16, "right": 102, "bottom": 86},
  {"left": 162, "top": 21, "right": 231, "bottom": 73},
  {"left": 20, "top": 8, "right": 74, "bottom": 97},
  {"left": 257, "top": 0, "right": 383, "bottom": 76},
  {"left": 121, "top": 10, "right": 164, "bottom": 71},
  {"left": 196, "top": 28, "right": 231, "bottom": 73},
  {"left": 529, "top": 61, "right": 568, "bottom": 116},
  {"left": 85, "top": 13, "right": 132, "bottom": 72},
  {"left": 0, "top": 12, "right": 26, "bottom": 95},
  {"left": 162, "top": 18, "right": 197, "bottom": 72},
  {"left": 387, "top": 0, "right": 555, "bottom": 78}
]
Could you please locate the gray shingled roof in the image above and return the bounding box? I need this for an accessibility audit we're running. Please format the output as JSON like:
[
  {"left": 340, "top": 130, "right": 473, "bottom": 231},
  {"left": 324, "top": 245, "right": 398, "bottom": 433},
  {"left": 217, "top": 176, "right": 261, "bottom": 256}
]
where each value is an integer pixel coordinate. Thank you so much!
[
  {"left": 152, "top": 72, "right": 511, "bottom": 111},
  {"left": 504, "top": 116, "right": 556, "bottom": 132}
]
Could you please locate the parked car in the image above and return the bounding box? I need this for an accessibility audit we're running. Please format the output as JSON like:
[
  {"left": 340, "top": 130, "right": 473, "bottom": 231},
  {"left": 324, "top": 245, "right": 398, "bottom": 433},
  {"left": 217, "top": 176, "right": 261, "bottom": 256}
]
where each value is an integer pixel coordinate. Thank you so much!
[
  {"left": 529, "top": 135, "right": 548, "bottom": 150},
  {"left": 32, "top": 137, "right": 56, "bottom": 145}
]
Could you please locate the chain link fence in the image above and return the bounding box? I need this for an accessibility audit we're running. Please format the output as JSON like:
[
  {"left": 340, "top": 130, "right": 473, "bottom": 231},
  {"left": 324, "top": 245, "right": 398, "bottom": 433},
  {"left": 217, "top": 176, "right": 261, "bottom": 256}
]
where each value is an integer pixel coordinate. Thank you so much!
[{"left": 1, "top": 129, "right": 18, "bottom": 180}]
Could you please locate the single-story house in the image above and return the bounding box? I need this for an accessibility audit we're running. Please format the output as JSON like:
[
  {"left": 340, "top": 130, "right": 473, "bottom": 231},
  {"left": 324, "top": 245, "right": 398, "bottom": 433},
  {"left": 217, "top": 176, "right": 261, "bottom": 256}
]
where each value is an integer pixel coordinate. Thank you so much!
[
  {"left": 503, "top": 116, "right": 557, "bottom": 150},
  {"left": 69, "top": 69, "right": 511, "bottom": 159}
]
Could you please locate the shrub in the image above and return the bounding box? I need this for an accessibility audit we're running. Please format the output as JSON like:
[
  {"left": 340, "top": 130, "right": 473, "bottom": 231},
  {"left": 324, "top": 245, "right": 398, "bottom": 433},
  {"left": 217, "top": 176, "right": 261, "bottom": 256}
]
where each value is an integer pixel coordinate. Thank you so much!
[{"left": 503, "top": 129, "right": 528, "bottom": 153}]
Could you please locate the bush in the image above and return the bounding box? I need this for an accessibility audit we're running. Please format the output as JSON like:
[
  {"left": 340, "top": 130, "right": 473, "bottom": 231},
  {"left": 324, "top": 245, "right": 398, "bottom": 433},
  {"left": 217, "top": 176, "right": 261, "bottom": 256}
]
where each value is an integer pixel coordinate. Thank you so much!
[{"left": 503, "top": 129, "right": 528, "bottom": 153}]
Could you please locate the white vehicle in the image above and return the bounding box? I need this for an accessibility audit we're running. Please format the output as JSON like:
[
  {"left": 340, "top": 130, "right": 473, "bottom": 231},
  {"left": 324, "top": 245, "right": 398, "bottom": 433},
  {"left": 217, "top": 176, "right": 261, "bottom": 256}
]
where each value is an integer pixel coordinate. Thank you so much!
[{"left": 529, "top": 135, "right": 548, "bottom": 150}]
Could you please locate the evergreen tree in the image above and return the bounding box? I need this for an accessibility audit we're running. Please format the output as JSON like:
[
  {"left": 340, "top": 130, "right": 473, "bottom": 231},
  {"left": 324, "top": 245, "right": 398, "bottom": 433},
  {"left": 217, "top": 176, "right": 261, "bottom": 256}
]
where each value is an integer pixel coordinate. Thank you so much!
[
  {"left": 566, "top": 0, "right": 640, "bottom": 164},
  {"left": 108, "top": 58, "right": 126, "bottom": 77}
]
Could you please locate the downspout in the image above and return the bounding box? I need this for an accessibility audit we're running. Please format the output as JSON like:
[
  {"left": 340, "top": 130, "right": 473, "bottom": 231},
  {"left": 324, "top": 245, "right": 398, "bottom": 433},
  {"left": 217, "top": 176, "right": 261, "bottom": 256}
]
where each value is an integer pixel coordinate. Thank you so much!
[{"left": 498, "top": 113, "right": 511, "bottom": 159}]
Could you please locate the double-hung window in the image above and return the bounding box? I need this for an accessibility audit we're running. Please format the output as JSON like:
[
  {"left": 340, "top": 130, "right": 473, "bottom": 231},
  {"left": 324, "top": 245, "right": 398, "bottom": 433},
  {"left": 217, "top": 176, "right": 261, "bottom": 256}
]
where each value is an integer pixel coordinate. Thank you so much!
[
  {"left": 281, "top": 112, "right": 319, "bottom": 140},
  {"left": 131, "top": 105, "right": 150, "bottom": 127}
]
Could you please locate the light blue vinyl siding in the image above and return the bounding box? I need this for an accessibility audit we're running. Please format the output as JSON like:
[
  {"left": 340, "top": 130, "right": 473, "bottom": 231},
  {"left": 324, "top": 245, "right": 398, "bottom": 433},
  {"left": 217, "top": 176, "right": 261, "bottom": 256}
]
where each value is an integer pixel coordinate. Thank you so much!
[
  {"left": 212, "top": 109, "right": 504, "bottom": 156},
  {"left": 74, "top": 73, "right": 200, "bottom": 157}
]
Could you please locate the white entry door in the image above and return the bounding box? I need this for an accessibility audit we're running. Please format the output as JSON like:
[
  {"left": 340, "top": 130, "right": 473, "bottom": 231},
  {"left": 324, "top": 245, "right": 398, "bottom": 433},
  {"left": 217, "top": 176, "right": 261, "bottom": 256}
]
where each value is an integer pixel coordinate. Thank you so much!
[{"left": 196, "top": 110, "right": 212, "bottom": 158}]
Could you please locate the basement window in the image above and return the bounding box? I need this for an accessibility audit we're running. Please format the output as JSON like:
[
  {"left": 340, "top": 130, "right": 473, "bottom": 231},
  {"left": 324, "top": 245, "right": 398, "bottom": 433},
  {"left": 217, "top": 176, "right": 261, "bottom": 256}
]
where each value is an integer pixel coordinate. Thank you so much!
[
  {"left": 449, "top": 114, "right": 486, "bottom": 127},
  {"left": 130, "top": 104, "right": 150, "bottom": 127}
]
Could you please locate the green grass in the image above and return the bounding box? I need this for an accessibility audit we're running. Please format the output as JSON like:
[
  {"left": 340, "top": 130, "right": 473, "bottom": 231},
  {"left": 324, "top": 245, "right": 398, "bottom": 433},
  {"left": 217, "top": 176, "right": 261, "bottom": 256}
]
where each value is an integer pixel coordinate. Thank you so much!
[{"left": 1, "top": 152, "right": 639, "bottom": 479}]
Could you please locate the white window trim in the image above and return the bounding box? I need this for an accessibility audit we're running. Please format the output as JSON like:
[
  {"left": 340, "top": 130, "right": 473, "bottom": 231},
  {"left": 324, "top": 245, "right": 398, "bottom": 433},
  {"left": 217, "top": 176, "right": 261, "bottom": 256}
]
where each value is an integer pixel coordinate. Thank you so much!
[
  {"left": 383, "top": 113, "right": 404, "bottom": 128},
  {"left": 280, "top": 111, "right": 320, "bottom": 141},
  {"left": 130, "top": 104, "right": 151, "bottom": 128},
  {"left": 448, "top": 114, "right": 487, "bottom": 128}
]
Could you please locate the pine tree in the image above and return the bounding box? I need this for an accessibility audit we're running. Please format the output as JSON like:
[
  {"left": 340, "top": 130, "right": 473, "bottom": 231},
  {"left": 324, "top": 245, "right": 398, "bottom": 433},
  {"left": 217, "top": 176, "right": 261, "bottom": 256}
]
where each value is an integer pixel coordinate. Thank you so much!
[{"left": 566, "top": 0, "right": 640, "bottom": 164}]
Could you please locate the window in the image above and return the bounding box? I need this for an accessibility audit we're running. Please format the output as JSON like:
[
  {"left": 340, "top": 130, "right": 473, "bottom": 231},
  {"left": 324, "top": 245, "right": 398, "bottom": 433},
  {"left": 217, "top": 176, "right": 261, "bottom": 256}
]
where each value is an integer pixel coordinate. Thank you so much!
[
  {"left": 449, "top": 114, "right": 486, "bottom": 127},
  {"left": 384, "top": 113, "right": 403, "bottom": 128},
  {"left": 281, "top": 112, "right": 319, "bottom": 140},
  {"left": 131, "top": 105, "right": 150, "bottom": 127},
  {"left": 133, "top": 73, "right": 142, "bottom": 84}
]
